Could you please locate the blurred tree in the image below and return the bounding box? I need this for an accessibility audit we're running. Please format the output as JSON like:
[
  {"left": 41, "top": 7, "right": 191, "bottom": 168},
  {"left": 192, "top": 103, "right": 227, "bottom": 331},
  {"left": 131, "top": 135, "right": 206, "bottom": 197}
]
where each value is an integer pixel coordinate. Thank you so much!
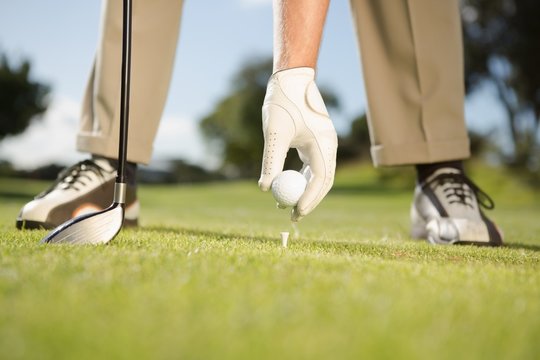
[
  {"left": 0, "top": 160, "right": 17, "bottom": 177},
  {"left": 337, "top": 113, "right": 370, "bottom": 163},
  {"left": 167, "top": 159, "right": 225, "bottom": 183},
  {"left": 200, "top": 57, "right": 338, "bottom": 178},
  {"left": 462, "top": 0, "right": 540, "bottom": 178},
  {"left": 0, "top": 54, "right": 50, "bottom": 141}
]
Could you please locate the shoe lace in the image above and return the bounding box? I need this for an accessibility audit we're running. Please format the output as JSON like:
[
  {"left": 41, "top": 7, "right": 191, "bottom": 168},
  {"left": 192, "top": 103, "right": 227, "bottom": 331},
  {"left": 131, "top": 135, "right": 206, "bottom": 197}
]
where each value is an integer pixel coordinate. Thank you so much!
[
  {"left": 425, "top": 172, "right": 495, "bottom": 210},
  {"left": 37, "top": 159, "right": 110, "bottom": 198}
]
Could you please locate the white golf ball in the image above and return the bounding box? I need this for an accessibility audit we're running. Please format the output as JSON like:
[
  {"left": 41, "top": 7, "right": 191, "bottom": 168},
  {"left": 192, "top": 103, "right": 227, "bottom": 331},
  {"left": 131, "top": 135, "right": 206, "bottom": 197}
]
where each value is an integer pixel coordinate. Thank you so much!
[{"left": 271, "top": 170, "right": 308, "bottom": 207}]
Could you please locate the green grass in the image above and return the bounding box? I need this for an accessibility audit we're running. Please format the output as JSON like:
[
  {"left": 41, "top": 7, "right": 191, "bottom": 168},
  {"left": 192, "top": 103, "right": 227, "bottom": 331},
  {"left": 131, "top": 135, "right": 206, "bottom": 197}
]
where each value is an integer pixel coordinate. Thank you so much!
[{"left": 1, "top": 164, "right": 539, "bottom": 359}]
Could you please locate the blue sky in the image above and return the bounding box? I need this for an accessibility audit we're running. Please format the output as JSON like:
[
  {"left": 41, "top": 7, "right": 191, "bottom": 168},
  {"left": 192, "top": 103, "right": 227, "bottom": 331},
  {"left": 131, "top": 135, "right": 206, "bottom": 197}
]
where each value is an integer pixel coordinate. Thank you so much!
[{"left": 0, "top": 0, "right": 506, "bottom": 169}]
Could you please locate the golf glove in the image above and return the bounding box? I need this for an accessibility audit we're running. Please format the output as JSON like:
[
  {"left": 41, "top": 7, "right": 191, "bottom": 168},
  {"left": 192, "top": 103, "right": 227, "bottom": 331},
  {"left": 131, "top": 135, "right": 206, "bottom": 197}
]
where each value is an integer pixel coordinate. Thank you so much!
[{"left": 258, "top": 67, "right": 338, "bottom": 221}]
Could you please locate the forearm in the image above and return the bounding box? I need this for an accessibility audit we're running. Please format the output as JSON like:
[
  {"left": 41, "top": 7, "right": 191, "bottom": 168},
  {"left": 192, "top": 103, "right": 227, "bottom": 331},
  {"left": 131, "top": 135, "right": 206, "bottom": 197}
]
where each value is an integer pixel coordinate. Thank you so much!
[{"left": 273, "top": 0, "right": 330, "bottom": 73}]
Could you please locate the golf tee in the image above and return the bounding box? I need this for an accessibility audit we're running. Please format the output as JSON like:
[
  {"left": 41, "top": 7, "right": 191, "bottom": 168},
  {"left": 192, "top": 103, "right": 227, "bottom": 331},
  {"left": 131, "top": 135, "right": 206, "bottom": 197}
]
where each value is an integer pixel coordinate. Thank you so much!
[{"left": 281, "top": 231, "right": 289, "bottom": 248}]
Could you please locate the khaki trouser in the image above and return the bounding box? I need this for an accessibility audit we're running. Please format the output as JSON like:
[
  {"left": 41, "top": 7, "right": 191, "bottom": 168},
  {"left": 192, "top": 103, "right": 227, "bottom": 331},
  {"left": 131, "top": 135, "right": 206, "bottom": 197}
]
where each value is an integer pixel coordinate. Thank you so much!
[
  {"left": 350, "top": 0, "right": 470, "bottom": 166},
  {"left": 77, "top": 0, "right": 470, "bottom": 166},
  {"left": 77, "top": 0, "right": 184, "bottom": 164}
]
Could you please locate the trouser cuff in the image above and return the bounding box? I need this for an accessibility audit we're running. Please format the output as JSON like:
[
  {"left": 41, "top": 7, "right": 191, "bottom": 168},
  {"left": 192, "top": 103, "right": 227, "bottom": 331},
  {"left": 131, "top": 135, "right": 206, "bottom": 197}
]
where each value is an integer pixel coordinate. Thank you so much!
[{"left": 371, "top": 138, "right": 470, "bottom": 167}]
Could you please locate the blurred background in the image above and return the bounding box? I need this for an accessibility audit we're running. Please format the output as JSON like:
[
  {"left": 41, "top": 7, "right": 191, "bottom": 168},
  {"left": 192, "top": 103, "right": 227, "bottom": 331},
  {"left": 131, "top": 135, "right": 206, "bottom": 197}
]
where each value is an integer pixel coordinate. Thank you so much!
[{"left": 0, "top": 0, "right": 539, "bottom": 187}]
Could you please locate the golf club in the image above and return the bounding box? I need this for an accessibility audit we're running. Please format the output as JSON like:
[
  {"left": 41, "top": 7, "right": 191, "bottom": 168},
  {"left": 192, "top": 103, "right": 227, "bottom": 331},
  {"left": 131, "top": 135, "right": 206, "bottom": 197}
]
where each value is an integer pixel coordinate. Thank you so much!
[{"left": 41, "top": 0, "right": 133, "bottom": 244}]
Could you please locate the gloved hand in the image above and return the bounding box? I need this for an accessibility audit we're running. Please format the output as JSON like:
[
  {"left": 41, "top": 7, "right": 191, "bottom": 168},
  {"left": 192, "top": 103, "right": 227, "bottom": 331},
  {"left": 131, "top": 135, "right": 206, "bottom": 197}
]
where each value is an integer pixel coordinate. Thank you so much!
[{"left": 258, "top": 67, "right": 338, "bottom": 221}]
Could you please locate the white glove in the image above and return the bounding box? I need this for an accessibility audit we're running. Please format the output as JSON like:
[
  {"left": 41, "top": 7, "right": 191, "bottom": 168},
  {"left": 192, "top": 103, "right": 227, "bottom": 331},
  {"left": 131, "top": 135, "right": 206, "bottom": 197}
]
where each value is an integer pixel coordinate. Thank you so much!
[{"left": 258, "top": 67, "right": 338, "bottom": 221}]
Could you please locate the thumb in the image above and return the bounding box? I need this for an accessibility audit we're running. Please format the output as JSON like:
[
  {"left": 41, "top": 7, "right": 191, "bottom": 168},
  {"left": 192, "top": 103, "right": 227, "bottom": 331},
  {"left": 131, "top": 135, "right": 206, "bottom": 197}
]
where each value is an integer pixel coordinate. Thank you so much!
[{"left": 258, "top": 104, "right": 295, "bottom": 191}]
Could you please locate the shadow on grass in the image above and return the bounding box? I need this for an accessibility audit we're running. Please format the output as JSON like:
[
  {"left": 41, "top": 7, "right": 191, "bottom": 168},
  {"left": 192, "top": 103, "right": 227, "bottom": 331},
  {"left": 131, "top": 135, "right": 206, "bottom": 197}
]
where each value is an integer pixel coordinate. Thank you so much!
[
  {"left": 141, "top": 225, "right": 277, "bottom": 244},
  {"left": 504, "top": 242, "right": 540, "bottom": 252},
  {"left": 138, "top": 225, "right": 540, "bottom": 260}
]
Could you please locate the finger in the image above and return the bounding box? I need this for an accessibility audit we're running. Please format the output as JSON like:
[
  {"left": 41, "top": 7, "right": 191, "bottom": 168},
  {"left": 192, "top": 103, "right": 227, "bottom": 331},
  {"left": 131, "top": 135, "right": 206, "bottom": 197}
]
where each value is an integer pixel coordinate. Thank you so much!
[
  {"left": 292, "top": 135, "right": 337, "bottom": 221},
  {"left": 258, "top": 104, "right": 295, "bottom": 191}
]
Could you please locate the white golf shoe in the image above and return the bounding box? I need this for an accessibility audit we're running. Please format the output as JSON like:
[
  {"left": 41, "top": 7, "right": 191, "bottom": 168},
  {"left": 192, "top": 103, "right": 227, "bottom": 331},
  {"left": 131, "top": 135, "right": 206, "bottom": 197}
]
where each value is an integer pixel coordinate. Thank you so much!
[
  {"left": 17, "top": 158, "right": 139, "bottom": 230},
  {"left": 411, "top": 168, "right": 503, "bottom": 246}
]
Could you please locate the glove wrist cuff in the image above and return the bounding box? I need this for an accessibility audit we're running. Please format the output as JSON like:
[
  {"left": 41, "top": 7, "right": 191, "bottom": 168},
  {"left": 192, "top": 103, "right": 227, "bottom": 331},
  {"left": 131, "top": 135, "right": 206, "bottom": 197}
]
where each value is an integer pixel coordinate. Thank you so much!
[{"left": 272, "top": 66, "right": 315, "bottom": 78}]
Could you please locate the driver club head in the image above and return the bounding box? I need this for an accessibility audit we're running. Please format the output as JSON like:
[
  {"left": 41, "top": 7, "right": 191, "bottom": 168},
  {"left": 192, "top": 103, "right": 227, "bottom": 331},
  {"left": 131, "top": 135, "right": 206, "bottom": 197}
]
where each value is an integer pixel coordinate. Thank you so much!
[{"left": 41, "top": 203, "right": 125, "bottom": 245}]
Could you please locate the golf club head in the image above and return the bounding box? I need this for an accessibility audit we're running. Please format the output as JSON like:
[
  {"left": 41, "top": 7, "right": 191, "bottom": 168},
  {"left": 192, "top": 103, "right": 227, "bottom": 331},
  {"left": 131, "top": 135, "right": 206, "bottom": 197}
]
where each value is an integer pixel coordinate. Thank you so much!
[{"left": 41, "top": 203, "right": 125, "bottom": 245}]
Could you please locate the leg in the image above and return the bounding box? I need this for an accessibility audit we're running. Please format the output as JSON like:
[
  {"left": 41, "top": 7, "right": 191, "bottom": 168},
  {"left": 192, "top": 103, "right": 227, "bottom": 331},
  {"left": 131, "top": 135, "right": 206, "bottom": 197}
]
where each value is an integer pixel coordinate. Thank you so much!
[
  {"left": 349, "top": 0, "right": 502, "bottom": 245},
  {"left": 349, "top": 0, "right": 469, "bottom": 166},
  {"left": 78, "top": 0, "right": 184, "bottom": 165},
  {"left": 17, "top": 0, "right": 184, "bottom": 230}
]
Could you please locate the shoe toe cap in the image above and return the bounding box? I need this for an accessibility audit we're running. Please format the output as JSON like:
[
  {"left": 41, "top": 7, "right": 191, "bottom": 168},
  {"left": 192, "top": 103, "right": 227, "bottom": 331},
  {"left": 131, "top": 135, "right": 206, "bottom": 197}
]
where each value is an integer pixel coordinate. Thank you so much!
[{"left": 19, "top": 199, "right": 50, "bottom": 222}]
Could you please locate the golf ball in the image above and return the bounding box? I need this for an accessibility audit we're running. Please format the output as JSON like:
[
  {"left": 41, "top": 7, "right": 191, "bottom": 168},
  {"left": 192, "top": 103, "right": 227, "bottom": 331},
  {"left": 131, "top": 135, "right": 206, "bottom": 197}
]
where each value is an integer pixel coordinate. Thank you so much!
[{"left": 271, "top": 170, "right": 307, "bottom": 207}]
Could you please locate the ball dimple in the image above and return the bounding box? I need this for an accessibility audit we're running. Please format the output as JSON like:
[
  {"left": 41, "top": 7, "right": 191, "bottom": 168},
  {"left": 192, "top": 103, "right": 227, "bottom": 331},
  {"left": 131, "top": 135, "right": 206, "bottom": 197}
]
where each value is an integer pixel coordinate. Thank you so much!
[{"left": 271, "top": 170, "right": 308, "bottom": 207}]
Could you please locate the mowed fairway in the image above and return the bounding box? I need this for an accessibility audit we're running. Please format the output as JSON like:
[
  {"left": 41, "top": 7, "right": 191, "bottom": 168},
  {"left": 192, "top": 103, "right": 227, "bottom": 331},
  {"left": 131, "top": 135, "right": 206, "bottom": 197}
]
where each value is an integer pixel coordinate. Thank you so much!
[{"left": 1, "top": 164, "right": 539, "bottom": 359}]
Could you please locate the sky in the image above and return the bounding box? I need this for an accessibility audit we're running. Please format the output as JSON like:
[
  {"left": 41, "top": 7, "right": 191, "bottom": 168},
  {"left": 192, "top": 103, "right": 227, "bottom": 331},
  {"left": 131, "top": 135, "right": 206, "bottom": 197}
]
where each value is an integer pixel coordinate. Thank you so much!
[{"left": 0, "top": 0, "right": 507, "bottom": 170}]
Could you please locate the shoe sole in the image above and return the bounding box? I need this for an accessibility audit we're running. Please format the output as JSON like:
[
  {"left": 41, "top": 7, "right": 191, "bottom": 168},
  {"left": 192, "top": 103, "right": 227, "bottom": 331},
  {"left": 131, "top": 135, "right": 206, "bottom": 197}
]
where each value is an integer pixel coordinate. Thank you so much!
[{"left": 425, "top": 232, "right": 496, "bottom": 246}]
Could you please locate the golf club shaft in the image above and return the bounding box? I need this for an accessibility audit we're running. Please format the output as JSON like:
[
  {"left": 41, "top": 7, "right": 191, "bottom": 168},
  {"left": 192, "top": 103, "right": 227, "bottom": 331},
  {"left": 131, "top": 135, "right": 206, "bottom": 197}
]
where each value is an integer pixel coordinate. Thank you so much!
[{"left": 117, "top": 0, "right": 132, "bottom": 185}]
